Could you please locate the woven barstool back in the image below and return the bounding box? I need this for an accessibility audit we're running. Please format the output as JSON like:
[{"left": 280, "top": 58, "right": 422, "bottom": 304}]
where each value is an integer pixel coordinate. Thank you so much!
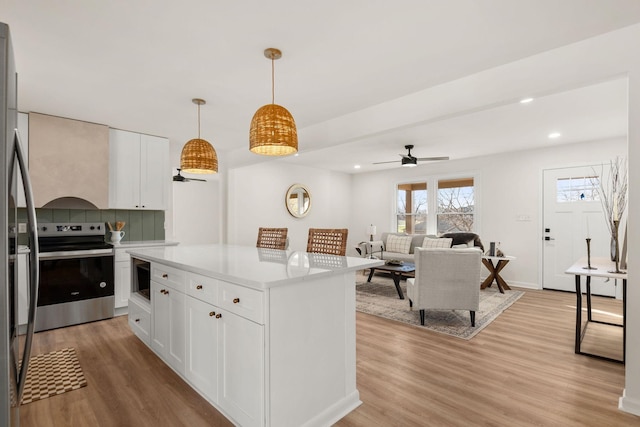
[
  {"left": 306, "top": 228, "right": 348, "bottom": 256},
  {"left": 256, "top": 227, "right": 288, "bottom": 250}
]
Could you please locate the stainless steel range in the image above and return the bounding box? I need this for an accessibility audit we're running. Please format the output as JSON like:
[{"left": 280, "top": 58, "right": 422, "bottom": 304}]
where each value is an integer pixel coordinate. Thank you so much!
[{"left": 35, "top": 222, "right": 114, "bottom": 332}]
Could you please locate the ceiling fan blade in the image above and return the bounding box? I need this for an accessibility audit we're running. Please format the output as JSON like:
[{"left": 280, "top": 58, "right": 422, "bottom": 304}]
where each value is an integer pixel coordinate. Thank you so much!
[
  {"left": 189, "top": 177, "right": 207, "bottom": 182},
  {"left": 415, "top": 156, "right": 450, "bottom": 161},
  {"left": 373, "top": 160, "right": 401, "bottom": 165}
]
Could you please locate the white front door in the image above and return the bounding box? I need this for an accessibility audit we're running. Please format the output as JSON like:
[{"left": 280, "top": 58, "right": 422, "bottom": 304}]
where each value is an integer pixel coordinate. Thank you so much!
[{"left": 542, "top": 165, "right": 616, "bottom": 296}]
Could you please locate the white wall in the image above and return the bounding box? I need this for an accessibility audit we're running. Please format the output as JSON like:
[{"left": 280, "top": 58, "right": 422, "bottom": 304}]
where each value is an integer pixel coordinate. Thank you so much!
[
  {"left": 350, "top": 137, "right": 627, "bottom": 289},
  {"left": 227, "top": 160, "right": 351, "bottom": 251}
]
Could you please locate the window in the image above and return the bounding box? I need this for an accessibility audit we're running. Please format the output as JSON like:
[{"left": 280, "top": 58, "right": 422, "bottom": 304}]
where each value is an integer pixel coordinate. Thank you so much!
[
  {"left": 556, "top": 176, "right": 600, "bottom": 203},
  {"left": 396, "top": 183, "right": 427, "bottom": 233},
  {"left": 437, "top": 178, "right": 474, "bottom": 234},
  {"left": 396, "top": 176, "right": 476, "bottom": 235}
]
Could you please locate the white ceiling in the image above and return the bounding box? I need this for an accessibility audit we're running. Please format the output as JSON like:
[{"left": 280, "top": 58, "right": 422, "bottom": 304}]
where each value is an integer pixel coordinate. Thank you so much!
[{"left": 2, "top": 0, "right": 639, "bottom": 174}]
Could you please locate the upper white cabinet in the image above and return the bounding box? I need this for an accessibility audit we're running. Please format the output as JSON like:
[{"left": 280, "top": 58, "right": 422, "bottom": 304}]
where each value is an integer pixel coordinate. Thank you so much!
[
  {"left": 109, "top": 128, "right": 169, "bottom": 210},
  {"left": 29, "top": 113, "right": 109, "bottom": 208}
]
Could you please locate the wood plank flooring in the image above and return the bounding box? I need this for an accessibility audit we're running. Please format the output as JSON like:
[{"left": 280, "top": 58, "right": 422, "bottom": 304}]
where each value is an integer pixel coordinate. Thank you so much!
[{"left": 20, "top": 288, "right": 640, "bottom": 426}]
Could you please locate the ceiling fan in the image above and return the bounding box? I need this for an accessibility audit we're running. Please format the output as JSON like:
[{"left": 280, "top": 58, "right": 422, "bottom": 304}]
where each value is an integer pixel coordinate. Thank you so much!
[
  {"left": 373, "top": 145, "right": 449, "bottom": 168},
  {"left": 172, "top": 168, "right": 207, "bottom": 182}
]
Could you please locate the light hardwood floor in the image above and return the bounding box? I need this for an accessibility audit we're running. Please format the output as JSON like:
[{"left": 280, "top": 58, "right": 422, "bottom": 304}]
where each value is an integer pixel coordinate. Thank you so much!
[{"left": 20, "top": 288, "right": 640, "bottom": 426}]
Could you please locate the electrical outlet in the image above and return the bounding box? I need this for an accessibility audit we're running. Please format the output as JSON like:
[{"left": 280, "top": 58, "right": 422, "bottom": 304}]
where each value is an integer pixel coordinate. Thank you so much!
[{"left": 18, "top": 223, "right": 27, "bottom": 233}]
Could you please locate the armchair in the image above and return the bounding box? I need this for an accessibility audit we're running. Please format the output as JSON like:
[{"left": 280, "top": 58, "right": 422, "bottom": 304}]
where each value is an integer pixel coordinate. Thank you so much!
[{"left": 407, "top": 247, "right": 481, "bottom": 327}]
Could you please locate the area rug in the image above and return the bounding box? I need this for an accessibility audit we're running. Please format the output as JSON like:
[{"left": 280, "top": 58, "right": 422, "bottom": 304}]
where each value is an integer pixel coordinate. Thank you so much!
[
  {"left": 356, "top": 276, "right": 524, "bottom": 340},
  {"left": 20, "top": 347, "right": 87, "bottom": 405}
]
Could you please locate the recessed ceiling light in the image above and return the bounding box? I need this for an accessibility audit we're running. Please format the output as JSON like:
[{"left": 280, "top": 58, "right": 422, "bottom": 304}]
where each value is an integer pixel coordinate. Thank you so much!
[
  {"left": 354, "top": 165, "right": 361, "bottom": 169},
  {"left": 548, "top": 132, "right": 561, "bottom": 139},
  {"left": 294, "top": 153, "right": 299, "bottom": 157},
  {"left": 520, "top": 97, "right": 534, "bottom": 104}
]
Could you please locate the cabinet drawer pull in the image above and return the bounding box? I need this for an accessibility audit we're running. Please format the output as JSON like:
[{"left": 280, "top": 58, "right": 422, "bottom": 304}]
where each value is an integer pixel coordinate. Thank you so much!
[
  {"left": 165, "top": 290, "right": 169, "bottom": 295},
  {"left": 135, "top": 318, "right": 140, "bottom": 323},
  {"left": 233, "top": 298, "right": 240, "bottom": 304},
  {"left": 215, "top": 313, "right": 222, "bottom": 319},
  {"left": 196, "top": 285, "right": 203, "bottom": 290},
  {"left": 162, "top": 273, "right": 168, "bottom": 279},
  {"left": 209, "top": 311, "right": 215, "bottom": 317}
]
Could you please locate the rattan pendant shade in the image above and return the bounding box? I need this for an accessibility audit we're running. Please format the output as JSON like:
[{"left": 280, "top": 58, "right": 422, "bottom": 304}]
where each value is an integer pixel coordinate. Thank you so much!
[
  {"left": 180, "top": 98, "right": 218, "bottom": 174},
  {"left": 249, "top": 48, "right": 298, "bottom": 156}
]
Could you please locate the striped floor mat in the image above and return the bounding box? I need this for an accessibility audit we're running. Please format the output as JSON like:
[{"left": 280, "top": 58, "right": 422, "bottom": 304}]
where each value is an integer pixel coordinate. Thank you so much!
[{"left": 21, "top": 347, "right": 87, "bottom": 405}]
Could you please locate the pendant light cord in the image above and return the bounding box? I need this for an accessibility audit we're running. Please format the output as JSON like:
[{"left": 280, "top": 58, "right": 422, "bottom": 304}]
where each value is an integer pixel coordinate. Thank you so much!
[
  {"left": 197, "top": 102, "right": 201, "bottom": 139},
  {"left": 271, "top": 58, "right": 275, "bottom": 105}
]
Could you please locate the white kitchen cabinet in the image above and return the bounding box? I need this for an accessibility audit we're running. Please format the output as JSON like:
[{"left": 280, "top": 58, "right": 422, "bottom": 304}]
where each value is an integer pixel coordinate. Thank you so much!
[
  {"left": 185, "top": 295, "right": 219, "bottom": 402},
  {"left": 218, "top": 309, "right": 264, "bottom": 427},
  {"left": 128, "top": 295, "right": 151, "bottom": 345},
  {"left": 17, "top": 112, "right": 28, "bottom": 208},
  {"left": 128, "top": 246, "right": 376, "bottom": 427},
  {"left": 151, "top": 280, "right": 186, "bottom": 375},
  {"left": 109, "top": 128, "right": 169, "bottom": 210},
  {"left": 114, "top": 249, "right": 131, "bottom": 311}
]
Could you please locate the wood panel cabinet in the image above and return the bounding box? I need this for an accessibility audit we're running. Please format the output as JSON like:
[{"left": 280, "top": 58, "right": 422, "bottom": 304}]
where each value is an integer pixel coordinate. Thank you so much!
[{"left": 109, "top": 129, "right": 169, "bottom": 210}]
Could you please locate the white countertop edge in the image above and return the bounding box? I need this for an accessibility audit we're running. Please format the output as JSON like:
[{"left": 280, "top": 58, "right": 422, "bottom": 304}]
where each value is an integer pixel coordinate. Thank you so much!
[
  {"left": 111, "top": 240, "right": 179, "bottom": 248},
  {"left": 127, "top": 245, "right": 384, "bottom": 290}
]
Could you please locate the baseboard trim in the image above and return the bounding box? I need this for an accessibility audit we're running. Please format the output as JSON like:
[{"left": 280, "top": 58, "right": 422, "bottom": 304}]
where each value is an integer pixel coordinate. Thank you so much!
[{"left": 619, "top": 389, "right": 640, "bottom": 416}]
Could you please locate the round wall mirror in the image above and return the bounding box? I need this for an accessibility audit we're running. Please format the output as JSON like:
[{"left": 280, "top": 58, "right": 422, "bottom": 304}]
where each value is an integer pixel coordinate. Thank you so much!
[{"left": 285, "top": 184, "right": 311, "bottom": 218}]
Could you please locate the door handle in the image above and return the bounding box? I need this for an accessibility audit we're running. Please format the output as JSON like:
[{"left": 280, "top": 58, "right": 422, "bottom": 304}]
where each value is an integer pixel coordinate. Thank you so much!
[{"left": 14, "top": 129, "right": 40, "bottom": 402}]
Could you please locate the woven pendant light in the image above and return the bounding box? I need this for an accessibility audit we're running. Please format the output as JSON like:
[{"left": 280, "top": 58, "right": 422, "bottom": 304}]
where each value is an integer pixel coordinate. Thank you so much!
[
  {"left": 180, "top": 98, "right": 218, "bottom": 174},
  {"left": 250, "top": 48, "right": 298, "bottom": 156}
]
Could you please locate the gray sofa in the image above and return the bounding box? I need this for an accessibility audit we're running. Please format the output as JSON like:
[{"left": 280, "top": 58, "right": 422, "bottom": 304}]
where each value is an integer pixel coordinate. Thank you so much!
[{"left": 357, "top": 232, "right": 484, "bottom": 264}]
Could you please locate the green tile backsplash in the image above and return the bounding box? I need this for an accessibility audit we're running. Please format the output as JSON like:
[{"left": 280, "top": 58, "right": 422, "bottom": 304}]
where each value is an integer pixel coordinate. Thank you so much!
[{"left": 17, "top": 208, "right": 165, "bottom": 244}]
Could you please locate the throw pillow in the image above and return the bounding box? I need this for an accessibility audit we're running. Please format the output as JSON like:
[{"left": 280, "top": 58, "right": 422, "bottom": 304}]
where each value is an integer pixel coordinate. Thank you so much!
[
  {"left": 422, "top": 237, "right": 453, "bottom": 248},
  {"left": 386, "top": 235, "right": 413, "bottom": 254}
]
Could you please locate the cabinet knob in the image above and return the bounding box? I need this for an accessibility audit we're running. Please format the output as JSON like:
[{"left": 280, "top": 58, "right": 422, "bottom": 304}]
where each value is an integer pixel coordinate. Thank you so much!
[
  {"left": 209, "top": 311, "right": 215, "bottom": 317},
  {"left": 233, "top": 298, "right": 240, "bottom": 304},
  {"left": 162, "top": 273, "right": 168, "bottom": 279},
  {"left": 196, "top": 285, "right": 203, "bottom": 290},
  {"left": 215, "top": 313, "right": 222, "bottom": 319}
]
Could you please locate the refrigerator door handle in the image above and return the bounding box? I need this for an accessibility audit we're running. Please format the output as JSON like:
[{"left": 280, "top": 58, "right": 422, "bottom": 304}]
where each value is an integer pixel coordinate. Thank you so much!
[{"left": 14, "top": 129, "right": 39, "bottom": 401}]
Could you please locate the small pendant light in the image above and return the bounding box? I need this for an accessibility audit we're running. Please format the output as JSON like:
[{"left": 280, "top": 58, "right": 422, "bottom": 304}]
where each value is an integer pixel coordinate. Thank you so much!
[
  {"left": 249, "top": 48, "right": 298, "bottom": 156},
  {"left": 180, "top": 98, "right": 218, "bottom": 174}
]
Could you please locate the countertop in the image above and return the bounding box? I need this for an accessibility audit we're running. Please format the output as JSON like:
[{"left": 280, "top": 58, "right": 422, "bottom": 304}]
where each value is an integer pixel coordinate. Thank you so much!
[
  {"left": 111, "top": 240, "right": 179, "bottom": 249},
  {"left": 127, "top": 244, "right": 383, "bottom": 289}
]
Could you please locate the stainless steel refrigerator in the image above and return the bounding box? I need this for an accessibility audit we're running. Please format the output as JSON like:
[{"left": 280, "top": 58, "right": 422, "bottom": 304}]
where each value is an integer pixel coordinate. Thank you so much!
[{"left": 1, "top": 22, "right": 39, "bottom": 427}]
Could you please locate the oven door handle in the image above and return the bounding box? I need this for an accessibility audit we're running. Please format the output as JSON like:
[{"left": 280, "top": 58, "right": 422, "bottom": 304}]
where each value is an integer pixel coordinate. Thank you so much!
[
  {"left": 15, "top": 129, "right": 39, "bottom": 401},
  {"left": 39, "top": 249, "right": 114, "bottom": 259}
]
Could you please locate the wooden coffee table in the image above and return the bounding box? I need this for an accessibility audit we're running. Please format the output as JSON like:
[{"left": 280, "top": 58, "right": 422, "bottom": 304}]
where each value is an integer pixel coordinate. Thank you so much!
[{"left": 366, "top": 262, "right": 415, "bottom": 299}]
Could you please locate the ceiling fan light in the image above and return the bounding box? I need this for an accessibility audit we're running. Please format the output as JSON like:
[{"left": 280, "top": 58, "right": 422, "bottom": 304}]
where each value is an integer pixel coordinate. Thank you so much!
[
  {"left": 401, "top": 157, "right": 417, "bottom": 167},
  {"left": 250, "top": 104, "right": 298, "bottom": 156},
  {"left": 180, "top": 138, "right": 218, "bottom": 173}
]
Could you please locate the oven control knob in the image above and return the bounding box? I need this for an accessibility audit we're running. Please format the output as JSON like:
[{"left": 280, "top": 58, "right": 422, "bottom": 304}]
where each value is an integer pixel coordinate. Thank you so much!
[
  {"left": 90, "top": 226, "right": 95, "bottom": 230},
  {"left": 42, "top": 226, "right": 47, "bottom": 231},
  {"left": 99, "top": 282, "right": 107, "bottom": 288}
]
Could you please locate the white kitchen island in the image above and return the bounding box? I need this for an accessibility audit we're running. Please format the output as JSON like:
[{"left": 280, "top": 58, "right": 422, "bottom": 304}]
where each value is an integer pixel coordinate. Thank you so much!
[{"left": 126, "top": 244, "right": 383, "bottom": 427}]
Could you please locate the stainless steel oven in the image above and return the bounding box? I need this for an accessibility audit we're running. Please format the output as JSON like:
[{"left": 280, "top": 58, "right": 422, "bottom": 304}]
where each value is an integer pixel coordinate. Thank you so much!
[{"left": 35, "top": 222, "right": 114, "bottom": 332}]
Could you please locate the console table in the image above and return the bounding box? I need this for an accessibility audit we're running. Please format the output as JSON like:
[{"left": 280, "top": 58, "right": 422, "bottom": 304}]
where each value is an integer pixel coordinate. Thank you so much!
[
  {"left": 565, "top": 257, "right": 627, "bottom": 364},
  {"left": 481, "top": 255, "right": 516, "bottom": 293}
]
